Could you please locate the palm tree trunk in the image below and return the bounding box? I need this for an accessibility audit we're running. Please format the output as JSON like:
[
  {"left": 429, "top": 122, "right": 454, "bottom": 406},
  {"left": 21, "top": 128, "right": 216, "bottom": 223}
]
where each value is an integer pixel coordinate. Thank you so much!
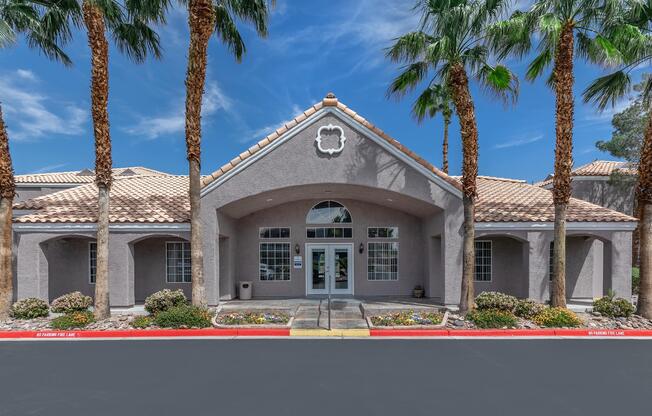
[
  {"left": 83, "top": 1, "right": 112, "bottom": 320},
  {"left": 449, "top": 63, "right": 478, "bottom": 313},
  {"left": 0, "top": 105, "right": 15, "bottom": 320},
  {"left": 636, "top": 113, "right": 652, "bottom": 318},
  {"left": 185, "top": 0, "right": 214, "bottom": 307},
  {"left": 550, "top": 23, "right": 575, "bottom": 308},
  {"left": 442, "top": 116, "right": 450, "bottom": 174}
]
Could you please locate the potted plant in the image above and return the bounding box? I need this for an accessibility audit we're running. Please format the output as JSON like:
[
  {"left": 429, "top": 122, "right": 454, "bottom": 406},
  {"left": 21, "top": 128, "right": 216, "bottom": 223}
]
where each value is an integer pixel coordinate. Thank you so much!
[{"left": 413, "top": 285, "right": 424, "bottom": 298}]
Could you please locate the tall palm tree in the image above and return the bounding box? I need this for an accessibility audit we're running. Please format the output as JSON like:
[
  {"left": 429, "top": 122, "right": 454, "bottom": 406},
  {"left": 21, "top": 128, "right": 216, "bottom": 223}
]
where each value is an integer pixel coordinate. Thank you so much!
[
  {"left": 184, "top": 0, "right": 273, "bottom": 306},
  {"left": 583, "top": 3, "right": 652, "bottom": 317},
  {"left": 490, "top": 0, "right": 622, "bottom": 307},
  {"left": 43, "top": 0, "right": 163, "bottom": 319},
  {"left": 391, "top": 83, "right": 454, "bottom": 174},
  {"left": 0, "top": 0, "right": 72, "bottom": 319},
  {"left": 386, "top": 0, "right": 518, "bottom": 312}
]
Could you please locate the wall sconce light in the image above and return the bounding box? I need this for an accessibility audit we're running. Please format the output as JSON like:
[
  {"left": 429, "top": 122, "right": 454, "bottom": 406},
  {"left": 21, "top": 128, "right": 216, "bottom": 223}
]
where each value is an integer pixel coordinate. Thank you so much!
[
  {"left": 359, "top": 243, "right": 364, "bottom": 254},
  {"left": 295, "top": 244, "right": 300, "bottom": 255}
]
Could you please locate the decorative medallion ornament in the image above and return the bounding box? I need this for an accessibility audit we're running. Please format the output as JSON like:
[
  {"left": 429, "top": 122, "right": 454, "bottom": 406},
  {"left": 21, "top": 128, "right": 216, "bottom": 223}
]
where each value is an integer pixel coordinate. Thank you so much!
[{"left": 315, "top": 124, "right": 346, "bottom": 155}]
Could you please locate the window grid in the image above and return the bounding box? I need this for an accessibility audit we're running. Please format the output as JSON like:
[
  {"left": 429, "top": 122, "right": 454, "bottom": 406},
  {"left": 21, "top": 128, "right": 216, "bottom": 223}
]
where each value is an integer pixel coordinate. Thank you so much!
[
  {"left": 259, "top": 243, "right": 291, "bottom": 281},
  {"left": 306, "top": 200, "right": 352, "bottom": 224},
  {"left": 306, "top": 227, "right": 353, "bottom": 239},
  {"left": 474, "top": 241, "right": 492, "bottom": 282},
  {"left": 259, "top": 227, "right": 291, "bottom": 239},
  {"left": 367, "top": 227, "right": 399, "bottom": 239},
  {"left": 166, "top": 242, "right": 192, "bottom": 283},
  {"left": 368, "top": 242, "right": 398, "bottom": 281},
  {"left": 89, "top": 242, "right": 97, "bottom": 284}
]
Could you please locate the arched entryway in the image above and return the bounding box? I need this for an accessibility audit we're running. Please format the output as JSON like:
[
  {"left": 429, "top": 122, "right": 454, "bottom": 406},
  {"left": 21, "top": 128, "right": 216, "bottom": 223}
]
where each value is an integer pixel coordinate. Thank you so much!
[{"left": 41, "top": 234, "right": 96, "bottom": 302}]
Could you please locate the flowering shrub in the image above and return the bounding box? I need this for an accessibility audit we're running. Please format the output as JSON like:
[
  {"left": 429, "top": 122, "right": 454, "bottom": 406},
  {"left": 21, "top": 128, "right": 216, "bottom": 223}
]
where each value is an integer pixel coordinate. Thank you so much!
[
  {"left": 467, "top": 309, "right": 517, "bottom": 328},
  {"left": 10, "top": 298, "right": 50, "bottom": 319},
  {"left": 217, "top": 311, "right": 290, "bottom": 326},
  {"left": 154, "top": 305, "right": 212, "bottom": 328},
  {"left": 50, "top": 311, "right": 95, "bottom": 329},
  {"left": 144, "top": 289, "right": 187, "bottom": 315},
  {"left": 370, "top": 310, "right": 443, "bottom": 327},
  {"left": 533, "top": 308, "right": 582, "bottom": 328},
  {"left": 131, "top": 316, "right": 153, "bottom": 329},
  {"left": 475, "top": 292, "right": 518, "bottom": 312},
  {"left": 514, "top": 299, "right": 546, "bottom": 319},
  {"left": 50, "top": 292, "right": 92, "bottom": 314},
  {"left": 593, "top": 294, "right": 635, "bottom": 318}
]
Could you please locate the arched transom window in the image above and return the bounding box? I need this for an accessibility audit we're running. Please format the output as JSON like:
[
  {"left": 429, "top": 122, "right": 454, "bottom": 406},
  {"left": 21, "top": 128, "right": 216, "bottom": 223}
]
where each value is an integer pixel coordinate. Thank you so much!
[{"left": 306, "top": 201, "right": 352, "bottom": 224}]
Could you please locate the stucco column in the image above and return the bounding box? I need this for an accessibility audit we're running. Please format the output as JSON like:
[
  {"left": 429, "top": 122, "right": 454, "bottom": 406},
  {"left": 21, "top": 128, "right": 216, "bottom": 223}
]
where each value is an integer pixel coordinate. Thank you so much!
[
  {"left": 442, "top": 207, "right": 463, "bottom": 306},
  {"left": 526, "top": 231, "right": 549, "bottom": 302},
  {"left": 15, "top": 233, "right": 49, "bottom": 301},
  {"left": 202, "top": 205, "right": 219, "bottom": 306},
  {"left": 108, "top": 234, "right": 135, "bottom": 307},
  {"left": 607, "top": 231, "right": 632, "bottom": 298}
]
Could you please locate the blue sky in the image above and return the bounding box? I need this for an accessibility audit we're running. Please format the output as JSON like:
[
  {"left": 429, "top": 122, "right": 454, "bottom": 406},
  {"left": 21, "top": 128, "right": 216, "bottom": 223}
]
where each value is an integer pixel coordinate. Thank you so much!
[{"left": 1, "top": 0, "right": 646, "bottom": 183}]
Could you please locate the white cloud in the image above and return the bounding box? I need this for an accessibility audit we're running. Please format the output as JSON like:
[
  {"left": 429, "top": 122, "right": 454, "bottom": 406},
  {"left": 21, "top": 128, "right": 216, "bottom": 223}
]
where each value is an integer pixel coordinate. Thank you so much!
[
  {"left": 33, "top": 163, "right": 68, "bottom": 173},
  {"left": 494, "top": 134, "right": 544, "bottom": 149},
  {"left": 244, "top": 104, "right": 303, "bottom": 143},
  {"left": 0, "top": 71, "right": 87, "bottom": 141},
  {"left": 15, "top": 69, "right": 37, "bottom": 81},
  {"left": 272, "top": 0, "right": 419, "bottom": 72},
  {"left": 125, "top": 81, "right": 232, "bottom": 139}
]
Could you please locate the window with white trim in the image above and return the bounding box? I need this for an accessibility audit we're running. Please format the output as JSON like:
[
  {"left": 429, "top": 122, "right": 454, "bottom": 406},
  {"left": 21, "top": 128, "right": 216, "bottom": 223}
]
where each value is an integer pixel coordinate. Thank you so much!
[
  {"left": 306, "top": 200, "right": 352, "bottom": 224},
  {"left": 306, "top": 227, "right": 353, "bottom": 238},
  {"left": 368, "top": 227, "right": 399, "bottom": 238},
  {"left": 89, "top": 242, "right": 97, "bottom": 284},
  {"left": 368, "top": 242, "right": 398, "bottom": 281},
  {"left": 166, "top": 242, "right": 191, "bottom": 283},
  {"left": 474, "top": 241, "right": 492, "bottom": 282},
  {"left": 259, "top": 243, "right": 291, "bottom": 281},
  {"left": 259, "top": 227, "right": 290, "bottom": 239}
]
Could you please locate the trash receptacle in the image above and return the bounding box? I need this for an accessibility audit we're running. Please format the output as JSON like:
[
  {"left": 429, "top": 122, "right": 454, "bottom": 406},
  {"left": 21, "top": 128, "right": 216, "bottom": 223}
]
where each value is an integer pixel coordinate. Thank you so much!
[{"left": 239, "top": 281, "right": 252, "bottom": 300}]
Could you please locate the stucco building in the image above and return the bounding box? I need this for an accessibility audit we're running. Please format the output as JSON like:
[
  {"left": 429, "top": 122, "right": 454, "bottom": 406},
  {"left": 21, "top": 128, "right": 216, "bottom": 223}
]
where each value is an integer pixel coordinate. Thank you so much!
[{"left": 13, "top": 94, "right": 637, "bottom": 307}]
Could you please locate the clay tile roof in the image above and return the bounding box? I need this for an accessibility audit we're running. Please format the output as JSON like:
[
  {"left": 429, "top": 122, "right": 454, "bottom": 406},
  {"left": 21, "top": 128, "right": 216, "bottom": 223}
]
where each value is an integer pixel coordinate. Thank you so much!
[
  {"left": 14, "top": 174, "right": 636, "bottom": 225},
  {"left": 200, "top": 93, "right": 462, "bottom": 192},
  {"left": 475, "top": 176, "right": 636, "bottom": 222},
  {"left": 535, "top": 160, "right": 636, "bottom": 187},
  {"left": 14, "top": 176, "right": 189, "bottom": 224},
  {"left": 15, "top": 167, "right": 170, "bottom": 185}
]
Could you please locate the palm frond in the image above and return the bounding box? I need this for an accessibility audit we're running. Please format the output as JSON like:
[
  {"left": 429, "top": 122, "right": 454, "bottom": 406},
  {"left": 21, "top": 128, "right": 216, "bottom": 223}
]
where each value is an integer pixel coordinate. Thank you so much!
[
  {"left": 477, "top": 62, "right": 519, "bottom": 105},
  {"left": 111, "top": 17, "right": 162, "bottom": 62},
  {"left": 214, "top": 2, "right": 245, "bottom": 61},
  {"left": 224, "top": 0, "right": 272, "bottom": 38},
  {"left": 583, "top": 70, "right": 631, "bottom": 110},
  {"left": 385, "top": 31, "right": 432, "bottom": 63},
  {"left": 387, "top": 61, "right": 430, "bottom": 99},
  {"left": 525, "top": 48, "right": 552, "bottom": 81}
]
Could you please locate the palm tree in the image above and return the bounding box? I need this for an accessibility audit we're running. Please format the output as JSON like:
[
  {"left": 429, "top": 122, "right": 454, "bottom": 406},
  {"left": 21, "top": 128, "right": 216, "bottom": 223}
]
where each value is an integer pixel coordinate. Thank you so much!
[
  {"left": 582, "top": 4, "right": 652, "bottom": 317},
  {"left": 0, "top": 0, "right": 72, "bottom": 319},
  {"left": 386, "top": 0, "right": 518, "bottom": 312},
  {"left": 183, "top": 0, "right": 273, "bottom": 306},
  {"left": 42, "top": 1, "right": 163, "bottom": 319},
  {"left": 391, "top": 83, "right": 454, "bottom": 174},
  {"left": 490, "top": 0, "right": 622, "bottom": 307}
]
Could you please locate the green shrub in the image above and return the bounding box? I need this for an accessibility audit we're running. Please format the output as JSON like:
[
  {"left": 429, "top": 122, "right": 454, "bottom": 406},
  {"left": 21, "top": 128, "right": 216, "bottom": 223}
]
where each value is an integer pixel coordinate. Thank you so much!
[
  {"left": 154, "top": 305, "right": 212, "bottom": 328},
  {"left": 632, "top": 267, "right": 640, "bottom": 294},
  {"left": 50, "top": 291, "right": 92, "bottom": 313},
  {"left": 144, "top": 289, "right": 187, "bottom": 315},
  {"left": 533, "top": 308, "right": 582, "bottom": 328},
  {"left": 50, "top": 311, "right": 95, "bottom": 329},
  {"left": 131, "top": 316, "right": 153, "bottom": 329},
  {"left": 593, "top": 293, "right": 635, "bottom": 318},
  {"left": 10, "top": 298, "right": 49, "bottom": 319},
  {"left": 514, "top": 299, "right": 546, "bottom": 319},
  {"left": 475, "top": 292, "right": 518, "bottom": 312},
  {"left": 467, "top": 309, "right": 517, "bottom": 329}
]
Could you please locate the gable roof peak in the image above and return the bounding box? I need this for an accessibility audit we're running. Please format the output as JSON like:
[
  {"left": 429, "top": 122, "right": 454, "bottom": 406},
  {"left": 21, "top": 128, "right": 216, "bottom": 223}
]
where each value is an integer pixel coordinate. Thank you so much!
[{"left": 323, "top": 92, "right": 338, "bottom": 106}]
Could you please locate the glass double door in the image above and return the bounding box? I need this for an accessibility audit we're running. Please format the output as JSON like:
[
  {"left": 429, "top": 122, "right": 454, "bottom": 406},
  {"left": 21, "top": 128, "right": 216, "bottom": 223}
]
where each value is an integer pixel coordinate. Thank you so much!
[{"left": 306, "top": 244, "right": 353, "bottom": 295}]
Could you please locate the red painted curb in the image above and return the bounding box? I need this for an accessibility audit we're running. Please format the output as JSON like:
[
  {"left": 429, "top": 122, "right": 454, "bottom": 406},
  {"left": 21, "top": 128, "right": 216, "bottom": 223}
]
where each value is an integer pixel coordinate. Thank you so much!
[
  {"left": 369, "top": 328, "right": 652, "bottom": 337},
  {"left": 0, "top": 328, "right": 290, "bottom": 339}
]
